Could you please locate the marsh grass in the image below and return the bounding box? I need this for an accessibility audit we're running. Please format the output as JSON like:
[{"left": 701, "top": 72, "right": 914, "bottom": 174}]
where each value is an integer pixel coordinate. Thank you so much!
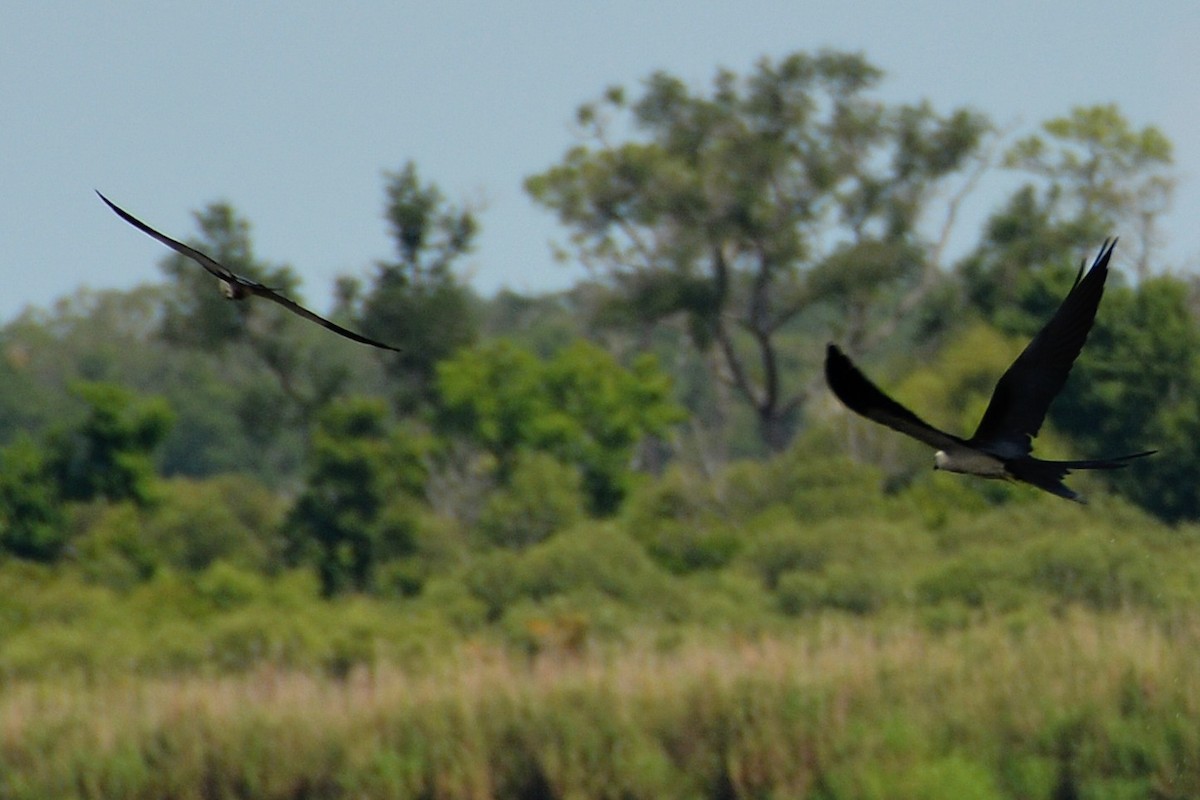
[{"left": 2, "top": 609, "right": 1199, "bottom": 799}]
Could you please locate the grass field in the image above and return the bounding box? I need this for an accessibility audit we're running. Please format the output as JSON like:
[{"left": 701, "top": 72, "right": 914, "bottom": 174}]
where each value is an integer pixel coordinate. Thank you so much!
[{"left": 3, "top": 608, "right": 1198, "bottom": 799}]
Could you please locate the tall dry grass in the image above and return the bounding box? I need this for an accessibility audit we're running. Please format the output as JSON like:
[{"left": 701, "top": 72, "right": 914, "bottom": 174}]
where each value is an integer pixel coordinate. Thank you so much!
[{"left": 2, "top": 608, "right": 1199, "bottom": 799}]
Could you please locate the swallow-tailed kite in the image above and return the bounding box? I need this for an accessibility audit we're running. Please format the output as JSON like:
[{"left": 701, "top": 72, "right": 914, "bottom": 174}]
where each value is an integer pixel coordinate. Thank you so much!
[
  {"left": 97, "top": 191, "right": 400, "bottom": 352},
  {"left": 825, "top": 239, "right": 1153, "bottom": 502}
]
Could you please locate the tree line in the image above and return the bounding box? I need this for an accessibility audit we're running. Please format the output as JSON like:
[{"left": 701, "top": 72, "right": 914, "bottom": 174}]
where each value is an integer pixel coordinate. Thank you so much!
[{"left": 0, "top": 48, "right": 1195, "bottom": 597}]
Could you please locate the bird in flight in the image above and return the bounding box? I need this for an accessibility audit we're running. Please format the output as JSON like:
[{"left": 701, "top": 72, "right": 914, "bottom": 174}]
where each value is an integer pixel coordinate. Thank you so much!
[
  {"left": 825, "top": 239, "right": 1153, "bottom": 502},
  {"left": 97, "top": 191, "right": 400, "bottom": 352}
]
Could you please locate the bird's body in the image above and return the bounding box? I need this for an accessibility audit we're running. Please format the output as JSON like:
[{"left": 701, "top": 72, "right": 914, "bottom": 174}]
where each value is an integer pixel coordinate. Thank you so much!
[
  {"left": 97, "top": 191, "right": 400, "bottom": 352},
  {"left": 933, "top": 447, "right": 1007, "bottom": 478},
  {"left": 825, "top": 239, "right": 1154, "bottom": 502},
  {"left": 218, "top": 279, "right": 249, "bottom": 301}
]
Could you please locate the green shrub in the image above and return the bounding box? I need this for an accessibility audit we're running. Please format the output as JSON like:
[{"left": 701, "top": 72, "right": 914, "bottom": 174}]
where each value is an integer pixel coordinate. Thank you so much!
[
  {"left": 633, "top": 518, "right": 741, "bottom": 575},
  {"left": 461, "top": 523, "right": 678, "bottom": 626},
  {"left": 622, "top": 466, "right": 739, "bottom": 573},
  {"left": 193, "top": 561, "right": 268, "bottom": 612},
  {"left": 375, "top": 509, "right": 469, "bottom": 598},
  {"left": 1020, "top": 532, "right": 1162, "bottom": 610},
  {"left": 740, "top": 509, "right": 829, "bottom": 590},
  {"left": 514, "top": 523, "right": 673, "bottom": 608},
  {"left": 142, "top": 475, "right": 286, "bottom": 572},
  {"left": 775, "top": 564, "right": 888, "bottom": 617},
  {"left": 409, "top": 576, "right": 489, "bottom": 632},
  {"left": 205, "top": 606, "right": 322, "bottom": 671},
  {"left": 775, "top": 570, "right": 824, "bottom": 616},
  {"left": 820, "top": 563, "right": 889, "bottom": 615},
  {"left": 70, "top": 502, "right": 158, "bottom": 589},
  {"left": 476, "top": 451, "right": 585, "bottom": 548},
  {"left": 916, "top": 554, "right": 1008, "bottom": 609},
  {"left": 724, "top": 446, "right": 890, "bottom": 522},
  {"left": 899, "top": 470, "right": 999, "bottom": 528},
  {"left": 461, "top": 549, "right": 523, "bottom": 621}
]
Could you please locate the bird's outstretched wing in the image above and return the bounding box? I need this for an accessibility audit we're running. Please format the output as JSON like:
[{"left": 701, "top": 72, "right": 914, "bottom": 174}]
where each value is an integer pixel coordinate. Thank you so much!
[
  {"left": 97, "top": 191, "right": 400, "bottom": 352},
  {"left": 245, "top": 284, "right": 400, "bottom": 351},
  {"left": 968, "top": 239, "right": 1116, "bottom": 456},
  {"left": 96, "top": 191, "right": 241, "bottom": 284},
  {"left": 824, "top": 343, "right": 967, "bottom": 453}
]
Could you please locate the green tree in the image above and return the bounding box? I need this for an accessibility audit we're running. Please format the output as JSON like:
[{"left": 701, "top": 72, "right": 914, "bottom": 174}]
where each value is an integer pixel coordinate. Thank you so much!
[
  {"left": 435, "top": 339, "right": 683, "bottom": 514},
  {"left": 1007, "top": 104, "right": 1174, "bottom": 278},
  {"left": 476, "top": 451, "right": 585, "bottom": 549},
  {"left": 0, "top": 287, "right": 168, "bottom": 454},
  {"left": 284, "top": 397, "right": 426, "bottom": 595},
  {"left": 356, "top": 163, "right": 480, "bottom": 412},
  {"left": 961, "top": 105, "right": 1175, "bottom": 323},
  {"left": 155, "top": 201, "right": 367, "bottom": 443},
  {"left": 48, "top": 381, "right": 173, "bottom": 506},
  {"left": 0, "top": 437, "right": 65, "bottom": 561},
  {"left": 527, "top": 50, "right": 988, "bottom": 450}
]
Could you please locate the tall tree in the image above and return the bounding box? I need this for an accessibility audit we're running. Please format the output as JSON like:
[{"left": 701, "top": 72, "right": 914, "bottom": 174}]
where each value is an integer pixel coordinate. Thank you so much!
[
  {"left": 48, "top": 381, "right": 173, "bottom": 506},
  {"left": 0, "top": 437, "right": 65, "bottom": 561},
  {"left": 527, "top": 50, "right": 988, "bottom": 450},
  {"left": 356, "top": 163, "right": 480, "bottom": 412},
  {"left": 961, "top": 104, "right": 1176, "bottom": 325},
  {"left": 284, "top": 397, "right": 426, "bottom": 595},
  {"left": 435, "top": 339, "right": 683, "bottom": 514},
  {"left": 156, "top": 202, "right": 359, "bottom": 431},
  {"left": 1006, "top": 104, "right": 1174, "bottom": 279}
]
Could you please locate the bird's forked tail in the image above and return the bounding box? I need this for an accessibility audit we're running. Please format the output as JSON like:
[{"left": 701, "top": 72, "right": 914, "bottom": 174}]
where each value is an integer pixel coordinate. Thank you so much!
[{"left": 1006, "top": 450, "right": 1155, "bottom": 503}]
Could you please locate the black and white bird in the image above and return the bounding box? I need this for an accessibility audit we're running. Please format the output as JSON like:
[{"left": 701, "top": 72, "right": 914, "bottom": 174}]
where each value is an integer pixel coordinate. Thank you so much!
[
  {"left": 824, "top": 239, "right": 1153, "bottom": 502},
  {"left": 97, "top": 191, "right": 400, "bottom": 352}
]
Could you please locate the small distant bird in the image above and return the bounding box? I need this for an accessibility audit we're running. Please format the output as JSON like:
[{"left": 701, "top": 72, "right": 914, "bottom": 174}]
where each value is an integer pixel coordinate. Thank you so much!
[
  {"left": 97, "top": 191, "right": 400, "bottom": 352},
  {"left": 825, "top": 239, "right": 1153, "bottom": 502}
]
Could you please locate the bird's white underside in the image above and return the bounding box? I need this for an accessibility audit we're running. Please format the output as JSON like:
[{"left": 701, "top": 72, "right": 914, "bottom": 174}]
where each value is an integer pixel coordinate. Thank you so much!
[{"left": 934, "top": 448, "right": 1008, "bottom": 477}]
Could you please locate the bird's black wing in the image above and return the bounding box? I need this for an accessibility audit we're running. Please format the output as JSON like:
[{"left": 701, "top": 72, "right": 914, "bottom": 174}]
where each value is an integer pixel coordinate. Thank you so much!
[
  {"left": 825, "top": 343, "right": 967, "bottom": 452},
  {"left": 96, "top": 191, "right": 240, "bottom": 284},
  {"left": 248, "top": 285, "right": 401, "bottom": 352},
  {"left": 968, "top": 239, "right": 1116, "bottom": 456},
  {"left": 99, "top": 191, "right": 401, "bottom": 352}
]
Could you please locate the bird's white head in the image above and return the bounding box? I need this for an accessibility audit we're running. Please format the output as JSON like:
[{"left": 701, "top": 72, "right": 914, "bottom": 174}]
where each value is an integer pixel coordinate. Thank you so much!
[
  {"left": 934, "top": 450, "right": 950, "bottom": 471},
  {"left": 219, "top": 279, "right": 249, "bottom": 300}
]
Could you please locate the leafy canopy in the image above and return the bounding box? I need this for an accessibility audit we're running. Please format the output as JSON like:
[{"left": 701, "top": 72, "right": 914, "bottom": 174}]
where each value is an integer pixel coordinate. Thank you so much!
[
  {"left": 528, "top": 50, "right": 989, "bottom": 450},
  {"left": 435, "top": 339, "right": 683, "bottom": 514}
]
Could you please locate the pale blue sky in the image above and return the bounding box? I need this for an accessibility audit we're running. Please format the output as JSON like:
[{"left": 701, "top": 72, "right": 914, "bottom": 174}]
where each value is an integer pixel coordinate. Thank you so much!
[{"left": 4, "top": 2, "right": 1199, "bottom": 322}]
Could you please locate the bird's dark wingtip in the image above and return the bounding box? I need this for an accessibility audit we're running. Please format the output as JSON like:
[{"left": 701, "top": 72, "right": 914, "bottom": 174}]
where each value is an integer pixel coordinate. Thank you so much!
[
  {"left": 824, "top": 342, "right": 848, "bottom": 380},
  {"left": 1093, "top": 237, "right": 1119, "bottom": 272},
  {"left": 1072, "top": 237, "right": 1119, "bottom": 288}
]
